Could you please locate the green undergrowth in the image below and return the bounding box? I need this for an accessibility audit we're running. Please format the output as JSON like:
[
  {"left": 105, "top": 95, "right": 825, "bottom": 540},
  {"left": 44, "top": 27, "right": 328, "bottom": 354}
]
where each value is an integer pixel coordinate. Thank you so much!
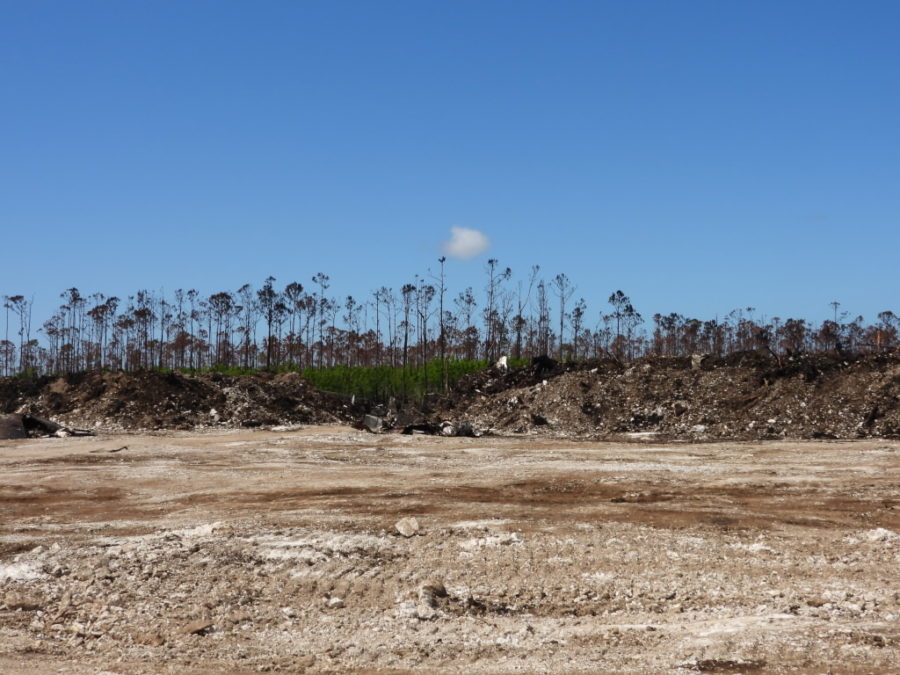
[
  {"left": 169, "top": 358, "right": 529, "bottom": 402},
  {"left": 301, "top": 358, "right": 529, "bottom": 401}
]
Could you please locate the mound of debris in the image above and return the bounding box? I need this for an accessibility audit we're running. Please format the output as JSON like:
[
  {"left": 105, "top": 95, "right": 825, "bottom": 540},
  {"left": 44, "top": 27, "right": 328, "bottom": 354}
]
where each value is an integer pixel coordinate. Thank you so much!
[
  {"left": 0, "top": 370, "right": 363, "bottom": 432},
  {"left": 425, "top": 352, "right": 900, "bottom": 440}
]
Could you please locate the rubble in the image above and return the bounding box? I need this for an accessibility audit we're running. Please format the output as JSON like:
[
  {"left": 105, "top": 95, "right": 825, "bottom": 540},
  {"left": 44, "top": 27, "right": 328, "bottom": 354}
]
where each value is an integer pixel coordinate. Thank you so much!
[
  {"left": 0, "top": 370, "right": 363, "bottom": 432},
  {"left": 425, "top": 352, "right": 900, "bottom": 440},
  {"left": 2, "top": 351, "right": 899, "bottom": 441},
  {"left": 0, "top": 413, "right": 93, "bottom": 440}
]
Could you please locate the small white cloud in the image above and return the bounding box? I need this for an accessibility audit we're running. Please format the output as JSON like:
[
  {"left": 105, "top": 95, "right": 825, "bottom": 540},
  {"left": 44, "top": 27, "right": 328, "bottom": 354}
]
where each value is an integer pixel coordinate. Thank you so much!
[{"left": 441, "top": 226, "right": 490, "bottom": 260}]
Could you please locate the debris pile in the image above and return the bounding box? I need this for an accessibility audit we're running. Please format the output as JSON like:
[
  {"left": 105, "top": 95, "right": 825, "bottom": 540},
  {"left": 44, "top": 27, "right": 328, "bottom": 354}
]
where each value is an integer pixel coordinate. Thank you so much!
[
  {"left": 0, "top": 413, "right": 94, "bottom": 440},
  {"left": 0, "top": 370, "right": 363, "bottom": 432},
  {"left": 427, "top": 352, "right": 900, "bottom": 440},
  {"left": 2, "top": 352, "right": 899, "bottom": 440}
]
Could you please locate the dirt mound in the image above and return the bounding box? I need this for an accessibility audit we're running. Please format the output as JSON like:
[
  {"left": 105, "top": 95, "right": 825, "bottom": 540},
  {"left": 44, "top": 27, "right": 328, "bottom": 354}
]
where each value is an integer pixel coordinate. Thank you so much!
[
  {"left": 432, "top": 352, "right": 900, "bottom": 440},
  {"left": 0, "top": 370, "right": 362, "bottom": 431}
]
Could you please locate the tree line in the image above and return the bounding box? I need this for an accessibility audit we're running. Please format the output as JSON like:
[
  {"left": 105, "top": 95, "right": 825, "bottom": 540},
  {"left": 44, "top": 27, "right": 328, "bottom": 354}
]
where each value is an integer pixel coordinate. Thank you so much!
[{"left": 3, "top": 260, "right": 899, "bottom": 379}]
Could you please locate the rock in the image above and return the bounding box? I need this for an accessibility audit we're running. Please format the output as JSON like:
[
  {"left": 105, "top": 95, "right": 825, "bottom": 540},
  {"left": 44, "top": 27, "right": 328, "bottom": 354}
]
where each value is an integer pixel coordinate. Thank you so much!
[
  {"left": 134, "top": 632, "right": 166, "bottom": 646},
  {"left": 691, "top": 354, "right": 707, "bottom": 370},
  {"left": 180, "top": 618, "right": 214, "bottom": 635},
  {"left": 227, "top": 611, "right": 252, "bottom": 625},
  {"left": 416, "top": 603, "right": 437, "bottom": 620},
  {"left": 395, "top": 517, "right": 420, "bottom": 537},
  {"left": 457, "top": 421, "right": 481, "bottom": 437},
  {"left": 362, "top": 415, "right": 383, "bottom": 433},
  {"left": 4, "top": 592, "right": 41, "bottom": 611},
  {"left": 326, "top": 597, "right": 345, "bottom": 609},
  {"left": 419, "top": 581, "right": 447, "bottom": 607}
]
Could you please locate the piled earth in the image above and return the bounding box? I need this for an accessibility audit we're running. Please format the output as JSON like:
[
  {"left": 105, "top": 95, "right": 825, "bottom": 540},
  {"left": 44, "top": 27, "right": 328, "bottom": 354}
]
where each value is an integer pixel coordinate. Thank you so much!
[
  {"left": 433, "top": 352, "right": 900, "bottom": 440},
  {"left": 0, "top": 370, "right": 361, "bottom": 431}
]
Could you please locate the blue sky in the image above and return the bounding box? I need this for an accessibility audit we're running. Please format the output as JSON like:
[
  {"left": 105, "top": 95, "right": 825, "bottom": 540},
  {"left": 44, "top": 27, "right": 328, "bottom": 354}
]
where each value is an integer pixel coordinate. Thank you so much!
[{"left": 2, "top": 0, "right": 898, "bottom": 328}]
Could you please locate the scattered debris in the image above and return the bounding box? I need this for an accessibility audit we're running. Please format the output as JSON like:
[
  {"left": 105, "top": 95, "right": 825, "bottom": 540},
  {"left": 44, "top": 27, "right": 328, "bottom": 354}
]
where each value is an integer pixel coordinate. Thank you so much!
[{"left": 0, "top": 413, "right": 94, "bottom": 440}]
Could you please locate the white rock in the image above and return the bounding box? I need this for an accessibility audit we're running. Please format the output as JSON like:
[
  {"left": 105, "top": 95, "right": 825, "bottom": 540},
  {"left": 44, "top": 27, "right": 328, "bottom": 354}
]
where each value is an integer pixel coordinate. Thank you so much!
[
  {"left": 416, "top": 603, "right": 437, "bottom": 620},
  {"left": 395, "top": 517, "right": 420, "bottom": 538}
]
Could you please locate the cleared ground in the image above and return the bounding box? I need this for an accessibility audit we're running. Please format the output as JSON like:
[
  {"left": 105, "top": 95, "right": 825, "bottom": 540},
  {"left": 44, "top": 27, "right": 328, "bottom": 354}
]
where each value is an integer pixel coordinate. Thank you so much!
[{"left": 0, "top": 427, "right": 898, "bottom": 673}]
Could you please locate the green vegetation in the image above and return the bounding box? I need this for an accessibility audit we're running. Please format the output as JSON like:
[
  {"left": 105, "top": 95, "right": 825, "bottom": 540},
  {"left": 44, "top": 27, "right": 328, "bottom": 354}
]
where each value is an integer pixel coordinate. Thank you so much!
[
  {"left": 301, "top": 358, "right": 529, "bottom": 401},
  {"left": 166, "top": 358, "right": 528, "bottom": 402}
]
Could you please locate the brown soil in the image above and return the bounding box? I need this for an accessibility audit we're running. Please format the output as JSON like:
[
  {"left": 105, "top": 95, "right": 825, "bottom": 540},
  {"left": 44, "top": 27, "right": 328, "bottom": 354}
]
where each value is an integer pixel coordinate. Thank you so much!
[{"left": 1, "top": 428, "right": 898, "bottom": 673}]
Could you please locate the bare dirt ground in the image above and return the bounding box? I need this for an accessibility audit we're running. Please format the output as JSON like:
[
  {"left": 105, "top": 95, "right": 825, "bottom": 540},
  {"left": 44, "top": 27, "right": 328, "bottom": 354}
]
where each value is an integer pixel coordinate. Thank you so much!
[{"left": 1, "top": 427, "right": 898, "bottom": 673}]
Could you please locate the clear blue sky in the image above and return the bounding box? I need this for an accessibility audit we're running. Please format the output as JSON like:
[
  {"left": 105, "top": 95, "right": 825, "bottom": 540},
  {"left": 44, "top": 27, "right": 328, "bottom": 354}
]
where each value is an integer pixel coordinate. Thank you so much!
[{"left": 2, "top": 0, "right": 898, "bottom": 328}]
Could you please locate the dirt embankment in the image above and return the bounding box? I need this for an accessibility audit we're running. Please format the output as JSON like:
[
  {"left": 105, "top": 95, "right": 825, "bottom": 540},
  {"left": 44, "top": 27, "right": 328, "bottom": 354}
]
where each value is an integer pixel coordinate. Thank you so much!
[
  {"left": 432, "top": 352, "right": 900, "bottom": 440},
  {"left": 0, "top": 370, "right": 362, "bottom": 432}
]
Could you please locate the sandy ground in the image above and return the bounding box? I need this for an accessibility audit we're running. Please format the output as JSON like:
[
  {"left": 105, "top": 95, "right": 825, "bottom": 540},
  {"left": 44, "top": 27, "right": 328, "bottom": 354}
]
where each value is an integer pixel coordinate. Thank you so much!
[{"left": 0, "top": 426, "right": 898, "bottom": 673}]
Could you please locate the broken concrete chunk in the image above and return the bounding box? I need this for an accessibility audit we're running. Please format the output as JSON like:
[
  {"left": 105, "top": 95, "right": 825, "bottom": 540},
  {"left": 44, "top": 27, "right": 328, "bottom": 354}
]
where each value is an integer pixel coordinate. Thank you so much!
[{"left": 362, "top": 415, "right": 383, "bottom": 433}]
